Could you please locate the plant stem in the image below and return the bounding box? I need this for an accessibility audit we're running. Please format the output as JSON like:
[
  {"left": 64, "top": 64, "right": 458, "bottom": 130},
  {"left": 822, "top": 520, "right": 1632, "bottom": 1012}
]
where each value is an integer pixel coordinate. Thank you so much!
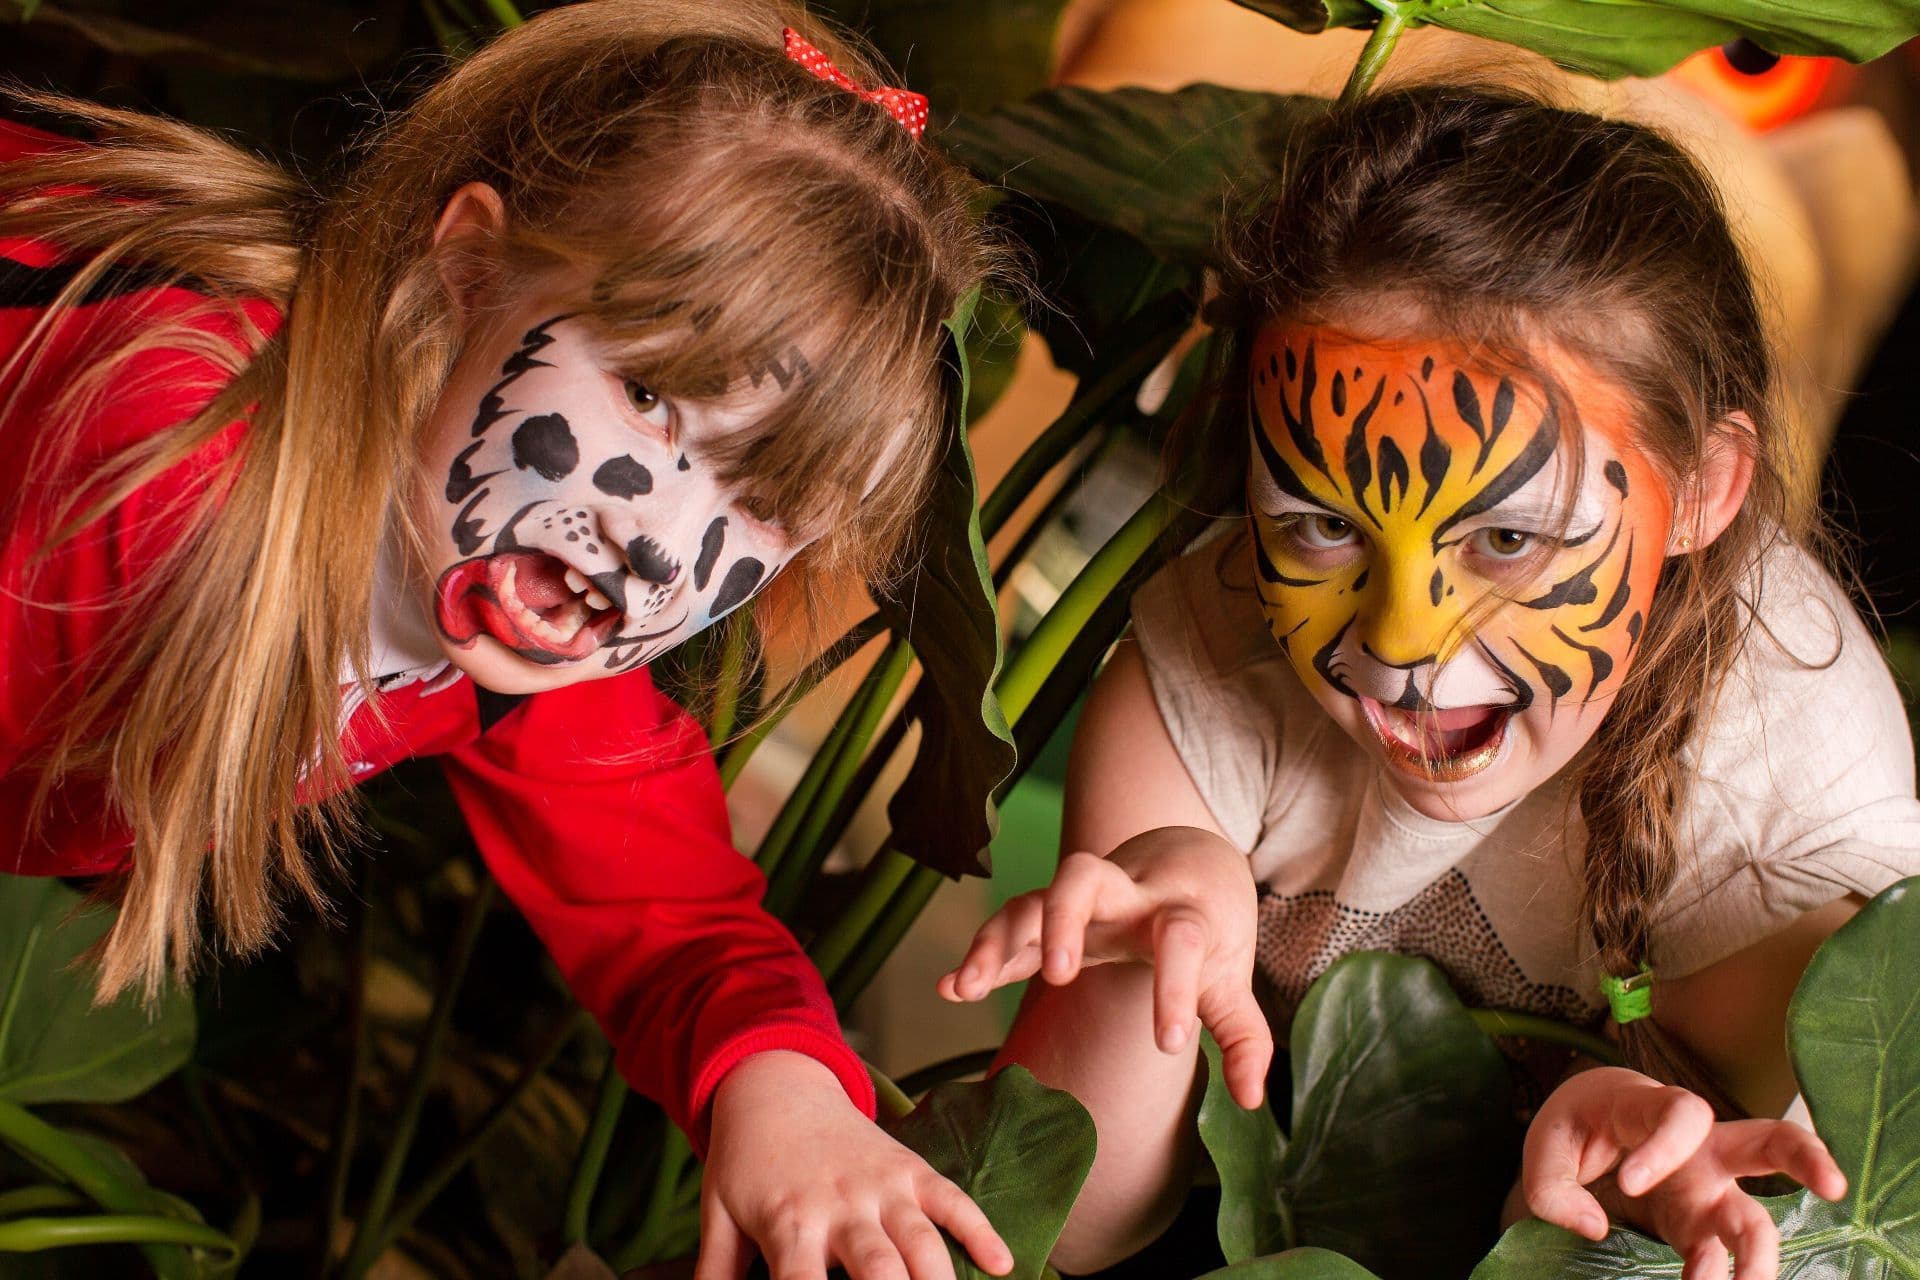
[
  {"left": 563, "top": 1058, "right": 627, "bottom": 1245},
  {"left": 477, "top": 0, "right": 523, "bottom": 27},
  {"left": 707, "top": 618, "right": 753, "bottom": 748},
  {"left": 316, "top": 885, "right": 370, "bottom": 1276},
  {"left": 829, "top": 863, "right": 944, "bottom": 1006},
  {"left": 611, "top": 1125, "right": 694, "bottom": 1272},
  {"left": 0, "top": 1187, "right": 86, "bottom": 1219},
  {"left": 765, "top": 640, "right": 917, "bottom": 918},
  {"left": 809, "top": 849, "right": 916, "bottom": 982},
  {"left": 370, "top": 1008, "right": 593, "bottom": 1259},
  {"left": 979, "top": 296, "right": 1189, "bottom": 540},
  {"left": 1340, "top": 9, "right": 1410, "bottom": 105},
  {"left": 337, "top": 875, "right": 497, "bottom": 1280},
  {"left": 1467, "top": 1010, "right": 1623, "bottom": 1065},
  {"left": 868, "top": 1062, "right": 915, "bottom": 1123},
  {"left": 990, "top": 430, "right": 1118, "bottom": 592},
  {"left": 720, "top": 614, "right": 884, "bottom": 788},
  {"left": 895, "top": 1050, "right": 1000, "bottom": 1100},
  {"left": 0, "top": 1213, "right": 239, "bottom": 1256}
]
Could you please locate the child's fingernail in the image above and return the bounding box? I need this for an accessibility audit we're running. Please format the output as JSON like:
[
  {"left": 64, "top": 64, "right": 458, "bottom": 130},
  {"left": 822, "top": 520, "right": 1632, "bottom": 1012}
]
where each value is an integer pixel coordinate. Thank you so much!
[
  {"left": 1161, "top": 1023, "right": 1187, "bottom": 1050},
  {"left": 1045, "top": 947, "right": 1070, "bottom": 976}
]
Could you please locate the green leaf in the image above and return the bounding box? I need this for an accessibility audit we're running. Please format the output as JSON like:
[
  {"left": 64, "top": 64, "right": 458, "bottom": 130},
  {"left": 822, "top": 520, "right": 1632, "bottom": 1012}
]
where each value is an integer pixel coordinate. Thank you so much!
[
  {"left": 1197, "top": 1249, "right": 1386, "bottom": 1278},
  {"left": 1227, "top": 0, "right": 1378, "bottom": 34},
  {"left": 1473, "top": 876, "right": 1920, "bottom": 1277},
  {"left": 1235, "top": 0, "right": 1920, "bottom": 80},
  {"left": 817, "top": 0, "right": 1072, "bottom": 117},
  {"left": 885, "top": 1066, "right": 1097, "bottom": 1280},
  {"left": 1201, "top": 953, "right": 1518, "bottom": 1280},
  {"left": 1200, "top": 1034, "right": 1289, "bottom": 1261},
  {"left": 0, "top": 876, "right": 194, "bottom": 1105},
  {"left": 879, "top": 289, "right": 1018, "bottom": 878},
  {"left": 946, "top": 85, "right": 1329, "bottom": 265}
]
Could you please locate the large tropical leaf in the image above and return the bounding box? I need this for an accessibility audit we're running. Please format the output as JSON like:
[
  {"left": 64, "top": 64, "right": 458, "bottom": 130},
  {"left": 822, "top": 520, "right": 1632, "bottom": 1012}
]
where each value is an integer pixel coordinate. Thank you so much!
[
  {"left": 1198, "top": 1250, "right": 1387, "bottom": 1278},
  {"left": 1229, "top": 0, "right": 1920, "bottom": 80},
  {"left": 816, "top": 0, "right": 1072, "bottom": 118},
  {"left": 886, "top": 1066, "right": 1097, "bottom": 1280},
  {"left": 1200, "top": 952, "right": 1519, "bottom": 1280},
  {"left": 1472, "top": 876, "right": 1920, "bottom": 1277},
  {"left": 0, "top": 875, "right": 195, "bottom": 1105},
  {"left": 947, "top": 85, "right": 1328, "bottom": 266},
  {"left": 879, "top": 288, "right": 1017, "bottom": 877}
]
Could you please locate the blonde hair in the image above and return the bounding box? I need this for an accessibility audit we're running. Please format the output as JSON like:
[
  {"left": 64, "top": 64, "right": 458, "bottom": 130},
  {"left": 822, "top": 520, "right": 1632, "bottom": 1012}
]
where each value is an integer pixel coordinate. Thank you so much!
[{"left": 0, "top": 0, "right": 998, "bottom": 1001}]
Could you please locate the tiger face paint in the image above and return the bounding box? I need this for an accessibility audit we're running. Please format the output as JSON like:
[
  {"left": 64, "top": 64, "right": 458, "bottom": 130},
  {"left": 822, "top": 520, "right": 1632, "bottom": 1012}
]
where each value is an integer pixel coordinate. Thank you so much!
[{"left": 1248, "top": 324, "right": 1673, "bottom": 820}]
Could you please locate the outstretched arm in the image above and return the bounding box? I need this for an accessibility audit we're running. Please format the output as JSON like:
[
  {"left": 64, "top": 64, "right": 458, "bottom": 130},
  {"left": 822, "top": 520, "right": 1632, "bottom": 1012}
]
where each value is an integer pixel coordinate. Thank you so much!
[{"left": 948, "top": 638, "right": 1263, "bottom": 1274}]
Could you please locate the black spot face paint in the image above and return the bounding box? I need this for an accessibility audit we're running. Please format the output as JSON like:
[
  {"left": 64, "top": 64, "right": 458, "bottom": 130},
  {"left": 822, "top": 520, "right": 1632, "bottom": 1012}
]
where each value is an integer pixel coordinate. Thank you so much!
[
  {"left": 592, "top": 455, "right": 653, "bottom": 500},
  {"left": 710, "top": 557, "right": 765, "bottom": 617},
  {"left": 511, "top": 413, "right": 579, "bottom": 481},
  {"left": 626, "top": 535, "right": 679, "bottom": 585},
  {"left": 694, "top": 518, "right": 727, "bottom": 591}
]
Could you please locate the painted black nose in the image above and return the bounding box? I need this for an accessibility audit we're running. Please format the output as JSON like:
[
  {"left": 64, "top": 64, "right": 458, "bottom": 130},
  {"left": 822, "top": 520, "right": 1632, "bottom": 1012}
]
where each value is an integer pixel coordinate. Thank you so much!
[{"left": 625, "top": 534, "right": 680, "bottom": 585}]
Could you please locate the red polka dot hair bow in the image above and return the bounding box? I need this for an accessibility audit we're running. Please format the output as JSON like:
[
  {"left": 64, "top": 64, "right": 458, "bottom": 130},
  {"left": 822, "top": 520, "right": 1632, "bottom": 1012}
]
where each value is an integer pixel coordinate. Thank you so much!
[{"left": 783, "top": 27, "right": 929, "bottom": 140}]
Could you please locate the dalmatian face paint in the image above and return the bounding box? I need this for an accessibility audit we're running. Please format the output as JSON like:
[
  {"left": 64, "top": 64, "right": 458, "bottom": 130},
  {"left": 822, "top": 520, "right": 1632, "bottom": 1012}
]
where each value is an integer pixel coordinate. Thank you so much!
[
  {"left": 416, "top": 301, "right": 809, "bottom": 695},
  {"left": 1247, "top": 323, "right": 1674, "bottom": 821}
]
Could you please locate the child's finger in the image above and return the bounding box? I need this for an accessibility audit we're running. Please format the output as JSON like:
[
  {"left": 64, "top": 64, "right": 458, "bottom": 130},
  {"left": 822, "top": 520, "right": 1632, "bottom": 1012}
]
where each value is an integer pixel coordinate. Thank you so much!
[
  {"left": 1680, "top": 1235, "right": 1730, "bottom": 1280},
  {"left": 1150, "top": 908, "right": 1209, "bottom": 1052},
  {"left": 692, "top": 1196, "right": 755, "bottom": 1280},
  {"left": 920, "top": 1172, "right": 1012, "bottom": 1277},
  {"left": 1717, "top": 1192, "right": 1779, "bottom": 1280},
  {"left": 1719, "top": 1120, "right": 1847, "bottom": 1201},
  {"left": 1041, "top": 852, "right": 1120, "bottom": 984},
  {"left": 1614, "top": 1087, "right": 1716, "bottom": 1196},
  {"left": 1199, "top": 983, "right": 1273, "bottom": 1110},
  {"left": 1521, "top": 1132, "right": 1611, "bottom": 1241},
  {"left": 942, "top": 896, "right": 1042, "bottom": 1002},
  {"left": 833, "top": 1222, "right": 909, "bottom": 1280},
  {"left": 882, "top": 1209, "right": 958, "bottom": 1280}
]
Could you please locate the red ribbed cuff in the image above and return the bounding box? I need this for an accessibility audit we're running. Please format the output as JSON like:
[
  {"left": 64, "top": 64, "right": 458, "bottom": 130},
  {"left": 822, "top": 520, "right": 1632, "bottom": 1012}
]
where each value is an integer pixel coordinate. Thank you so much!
[{"left": 684, "top": 1023, "right": 877, "bottom": 1155}]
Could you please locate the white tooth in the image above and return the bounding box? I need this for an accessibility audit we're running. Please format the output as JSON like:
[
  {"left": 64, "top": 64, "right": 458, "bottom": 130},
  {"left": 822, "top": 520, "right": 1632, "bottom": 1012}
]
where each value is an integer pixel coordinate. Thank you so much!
[
  {"left": 584, "top": 586, "right": 613, "bottom": 610},
  {"left": 564, "top": 567, "right": 591, "bottom": 596}
]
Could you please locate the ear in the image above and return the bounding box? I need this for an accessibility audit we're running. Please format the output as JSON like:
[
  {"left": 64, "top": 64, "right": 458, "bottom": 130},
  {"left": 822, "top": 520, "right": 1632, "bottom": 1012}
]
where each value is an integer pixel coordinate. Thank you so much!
[
  {"left": 432, "top": 182, "right": 508, "bottom": 317},
  {"left": 1668, "top": 411, "right": 1757, "bottom": 555}
]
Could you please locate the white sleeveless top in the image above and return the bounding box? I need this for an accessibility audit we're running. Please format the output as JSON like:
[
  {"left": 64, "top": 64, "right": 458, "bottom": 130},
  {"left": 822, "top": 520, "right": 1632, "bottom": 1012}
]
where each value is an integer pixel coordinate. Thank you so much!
[{"left": 1130, "top": 528, "right": 1920, "bottom": 1028}]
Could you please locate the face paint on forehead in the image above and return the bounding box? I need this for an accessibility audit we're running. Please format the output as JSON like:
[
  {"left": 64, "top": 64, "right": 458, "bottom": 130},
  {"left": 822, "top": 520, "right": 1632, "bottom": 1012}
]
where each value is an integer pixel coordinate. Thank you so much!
[{"left": 1247, "top": 323, "right": 1673, "bottom": 734}]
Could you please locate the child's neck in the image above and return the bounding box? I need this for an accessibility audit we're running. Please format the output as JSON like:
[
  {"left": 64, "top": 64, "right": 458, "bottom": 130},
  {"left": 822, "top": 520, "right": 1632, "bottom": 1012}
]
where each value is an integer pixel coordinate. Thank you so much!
[{"left": 356, "top": 527, "right": 445, "bottom": 686}]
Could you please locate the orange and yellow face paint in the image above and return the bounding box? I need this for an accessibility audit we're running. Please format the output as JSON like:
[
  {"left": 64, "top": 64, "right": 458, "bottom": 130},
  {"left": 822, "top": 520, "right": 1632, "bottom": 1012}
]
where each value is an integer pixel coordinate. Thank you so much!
[{"left": 1247, "top": 323, "right": 1674, "bottom": 817}]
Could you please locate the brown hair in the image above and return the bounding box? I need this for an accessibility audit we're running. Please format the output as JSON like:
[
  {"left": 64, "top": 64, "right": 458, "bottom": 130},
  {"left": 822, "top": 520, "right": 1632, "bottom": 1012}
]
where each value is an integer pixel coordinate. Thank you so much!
[
  {"left": 0, "top": 0, "right": 999, "bottom": 1001},
  {"left": 1202, "top": 84, "right": 1797, "bottom": 1112}
]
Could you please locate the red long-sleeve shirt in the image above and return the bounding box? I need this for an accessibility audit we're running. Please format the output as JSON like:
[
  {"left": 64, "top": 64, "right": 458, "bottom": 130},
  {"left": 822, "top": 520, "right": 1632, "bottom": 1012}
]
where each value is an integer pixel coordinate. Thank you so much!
[{"left": 0, "top": 119, "right": 872, "bottom": 1146}]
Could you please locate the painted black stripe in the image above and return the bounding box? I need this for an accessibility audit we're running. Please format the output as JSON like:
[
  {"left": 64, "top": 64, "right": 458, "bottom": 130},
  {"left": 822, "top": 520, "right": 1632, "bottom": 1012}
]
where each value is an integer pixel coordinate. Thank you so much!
[
  {"left": 1551, "top": 625, "right": 1615, "bottom": 700},
  {"left": 1280, "top": 340, "right": 1333, "bottom": 483},
  {"left": 1579, "top": 536, "right": 1634, "bottom": 632},
  {"left": 1431, "top": 405, "right": 1560, "bottom": 547},
  {"left": 1512, "top": 639, "right": 1572, "bottom": 702},
  {"left": 1252, "top": 534, "right": 1326, "bottom": 588}
]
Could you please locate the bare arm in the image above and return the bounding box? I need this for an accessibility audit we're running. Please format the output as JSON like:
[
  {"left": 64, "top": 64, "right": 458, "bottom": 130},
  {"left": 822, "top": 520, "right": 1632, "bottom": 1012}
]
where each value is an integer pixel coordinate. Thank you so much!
[{"left": 990, "top": 638, "right": 1247, "bottom": 1274}]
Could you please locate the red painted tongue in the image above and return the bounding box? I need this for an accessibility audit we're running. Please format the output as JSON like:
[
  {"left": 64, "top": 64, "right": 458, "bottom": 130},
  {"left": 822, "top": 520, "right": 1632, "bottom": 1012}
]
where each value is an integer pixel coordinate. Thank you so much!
[{"left": 495, "top": 553, "right": 572, "bottom": 611}]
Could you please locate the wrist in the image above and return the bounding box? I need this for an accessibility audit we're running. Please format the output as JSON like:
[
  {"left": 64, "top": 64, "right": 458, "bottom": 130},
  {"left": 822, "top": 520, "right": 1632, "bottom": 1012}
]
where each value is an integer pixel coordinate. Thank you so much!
[{"left": 713, "top": 1048, "right": 854, "bottom": 1114}]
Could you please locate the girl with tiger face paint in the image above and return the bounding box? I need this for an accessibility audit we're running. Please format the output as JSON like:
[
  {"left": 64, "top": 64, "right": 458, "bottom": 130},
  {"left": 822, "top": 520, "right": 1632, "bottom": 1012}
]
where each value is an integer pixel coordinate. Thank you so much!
[
  {"left": 946, "top": 86, "right": 1920, "bottom": 1280},
  {"left": 1248, "top": 323, "right": 1674, "bottom": 820}
]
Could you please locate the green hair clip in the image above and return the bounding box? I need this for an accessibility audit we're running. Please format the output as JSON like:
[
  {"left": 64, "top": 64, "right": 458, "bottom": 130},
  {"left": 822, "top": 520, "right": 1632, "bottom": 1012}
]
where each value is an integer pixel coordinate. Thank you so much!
[{"left": 1598, "top": 962, "right": 1655, "bottom": 1024}]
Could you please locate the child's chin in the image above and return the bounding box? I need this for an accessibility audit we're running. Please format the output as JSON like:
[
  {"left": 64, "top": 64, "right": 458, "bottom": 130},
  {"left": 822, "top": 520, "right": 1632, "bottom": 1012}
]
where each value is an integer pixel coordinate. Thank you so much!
[
  {"left": 438, "top": 637, "right": 608, "bottom": 696},
  {"left": 1379, "top": 772, "right": 1521, "bottom": 824}
]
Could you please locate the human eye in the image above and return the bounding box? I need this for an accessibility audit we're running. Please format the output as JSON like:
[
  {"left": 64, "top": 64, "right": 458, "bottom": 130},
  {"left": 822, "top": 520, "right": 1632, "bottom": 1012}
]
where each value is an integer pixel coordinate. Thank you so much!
[
  {"left": 1470, "top": 527, "right": 1536, "bottom": 560},
  {"left": 1286, "top": 512, "right": 1361, "bottom": 551},
  {"left": 621, "top": 378, "right": 672, "bottom": 431}
]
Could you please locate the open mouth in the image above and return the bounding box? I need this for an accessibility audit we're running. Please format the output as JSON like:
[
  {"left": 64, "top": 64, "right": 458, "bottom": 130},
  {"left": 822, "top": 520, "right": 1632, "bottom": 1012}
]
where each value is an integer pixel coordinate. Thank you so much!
[
  {"left": 435, "top": 551, "right": 623, "bottom": 665},
  {"left": 1359, "top": 697, "right": 1510, "bottom": 783}
]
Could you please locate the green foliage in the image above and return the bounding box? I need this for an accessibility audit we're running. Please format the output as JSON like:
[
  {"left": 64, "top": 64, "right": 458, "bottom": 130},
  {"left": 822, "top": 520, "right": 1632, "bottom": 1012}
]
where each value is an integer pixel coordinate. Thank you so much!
[
  {"left": 949, "top": 85, "right": 1325, "bottom": 265},
  {"left": 877, "top": 290, "right": 1018, "bottom": 878},
  {"left": 815, "top": 0, "right": 1072, "bottom": 117},
  {"left": 1201, "top": 954, "right": 1518, "bottom": 1279},
  {"left": 1228, "top": 0, "right": 1920, "bottom": 79},
  {"left": 0, "top": 876, "right": 194, "bottom": 1106},
  {"left": 886, "top": 1067, "right": 1096, "bottom": 1279},
  {"left": 1473, "top": 876, "right": 1920, "bottom": 1277},
  {"left": 1197, "top": 1250, "right": 1390, "bottom": 1279}
]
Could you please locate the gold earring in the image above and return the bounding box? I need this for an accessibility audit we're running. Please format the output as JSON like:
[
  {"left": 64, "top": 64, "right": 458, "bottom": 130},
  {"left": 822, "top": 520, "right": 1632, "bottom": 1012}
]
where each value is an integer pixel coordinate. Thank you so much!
[{"left": 1676, "top": 533, "right": 1694, "bottom": 552}]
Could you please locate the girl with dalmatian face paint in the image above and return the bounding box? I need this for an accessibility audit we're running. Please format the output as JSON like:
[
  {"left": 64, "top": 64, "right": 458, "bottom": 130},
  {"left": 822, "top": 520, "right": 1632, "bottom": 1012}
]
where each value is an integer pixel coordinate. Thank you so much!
[
  {"left": 946, "top": 88, "right": 1920, "bottom": 1280},
  {"left": 0, "top": 5, "right": 1016, "bottom": 1279}
]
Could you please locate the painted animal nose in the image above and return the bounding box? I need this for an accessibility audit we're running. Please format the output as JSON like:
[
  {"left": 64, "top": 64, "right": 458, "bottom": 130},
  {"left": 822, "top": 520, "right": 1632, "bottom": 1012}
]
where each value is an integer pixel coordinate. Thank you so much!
[{"left": 625, "top": 533, "right": 680, "bottom": 586}]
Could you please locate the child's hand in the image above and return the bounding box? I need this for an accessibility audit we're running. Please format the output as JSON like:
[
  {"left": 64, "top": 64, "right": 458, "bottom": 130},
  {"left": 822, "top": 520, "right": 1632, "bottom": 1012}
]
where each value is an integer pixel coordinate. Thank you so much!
[
  {"left": 1523, "top": 1066, "right": 1847, "bottom": 1280},
  {"left": 937, "top": 826, "right": 1271, "bottom": 1108},
  {"left": 698, "top": 1051, "right": 1012, "bottom": 1280}
]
